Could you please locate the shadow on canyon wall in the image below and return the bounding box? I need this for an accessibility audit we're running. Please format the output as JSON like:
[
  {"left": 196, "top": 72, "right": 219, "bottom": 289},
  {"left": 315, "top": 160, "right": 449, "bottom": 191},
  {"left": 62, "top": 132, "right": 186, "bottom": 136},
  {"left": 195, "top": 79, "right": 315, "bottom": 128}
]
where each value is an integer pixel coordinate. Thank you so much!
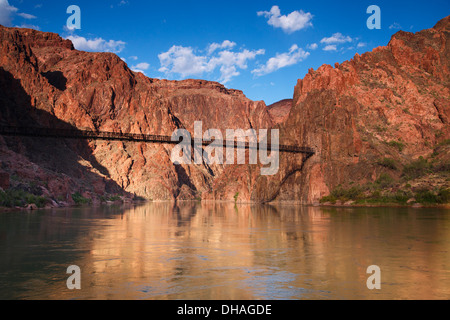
[{"left": 0, "top": 67, "right": 126, "bottom": 196}]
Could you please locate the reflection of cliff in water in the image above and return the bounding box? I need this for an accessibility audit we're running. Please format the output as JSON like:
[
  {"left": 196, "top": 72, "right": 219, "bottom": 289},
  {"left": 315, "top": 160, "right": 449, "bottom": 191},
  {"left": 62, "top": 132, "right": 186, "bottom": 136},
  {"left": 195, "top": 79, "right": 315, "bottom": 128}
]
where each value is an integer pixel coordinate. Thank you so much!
[
  {"left": 0, "top": 204, "right": 139, "bottom": 300},
  {"left": 82, "top": 202, "right": 328, "bottom": 300},
  {"left": 1, "top": 203, "right": 449, "bottom": 300},
  {"left": 74, "top": 203, "right": 450, "bottom": 299}
]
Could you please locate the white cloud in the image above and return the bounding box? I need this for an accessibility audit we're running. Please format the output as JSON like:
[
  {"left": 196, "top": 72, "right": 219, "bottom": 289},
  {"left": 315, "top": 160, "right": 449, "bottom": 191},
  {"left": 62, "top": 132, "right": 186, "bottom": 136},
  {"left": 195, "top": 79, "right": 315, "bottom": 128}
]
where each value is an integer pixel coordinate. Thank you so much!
[
  {"left": 389, "top": 22, "right": 402, "bottom": 30},
  {"left": 132, "top": 69, "right": 147, "bottom": 75},
  {"left": 257, "top": 6, "right": 313, "bottom": 34},
  {"left": 66, "top": 35, "right": 126, "bottom": 53},
  {"left": 321, "top": 33, "right": 353, "bottom": 44},
  {"left": 207, "top": 40, "right": 236, "bottom": 55},
  {"left": 159, "top": 44, "right": 265, "bottom": 84},
  {"left": 323, "top": 45, "right": 337, "bottom": 51},
  {"left": 62, "top": 25, "right": 75, "bottom": 33},
  {"left": 17, "top": 12, "right": 36, "bottom": 19},
  {"left": 357, "top": 42, "right": 367, "bottom": 48},
  {"left": 129, "top": 56, "right": 138, "bottom": 60},
  {"left": 15, "top": 24, "right": 40, "bottom": 30},
  {"left": 218, "top": 65, "right": 240, "bottom": 84},
  {"left": 210, "top": 49, "right": 265, "bottom": 69},
  {"left": 0, "top": 0, "right": 38, "bottom": 27},
  {"left": 252, "top": 44, "right": 309, "bottom": 76},
  {"left": 210, "top": 48, "right": 265, "bottom": 83},
  {"left": 0, "top": 0, "right": 18, "bottom": 26},
  {"left": 132, "top": 62, "right": 150, "bottom": 70},
  {"left": 131, "top": 62, "right": 150, "bottom": 74},
  {"left": 159, "top": 46, "right": 212, "bottom": 77},
  {"left": 111, "top": 0, "right": 129, "bottom": 9},
  {"left": 307, "top": 43, "right": 318, "bottom": 50}
]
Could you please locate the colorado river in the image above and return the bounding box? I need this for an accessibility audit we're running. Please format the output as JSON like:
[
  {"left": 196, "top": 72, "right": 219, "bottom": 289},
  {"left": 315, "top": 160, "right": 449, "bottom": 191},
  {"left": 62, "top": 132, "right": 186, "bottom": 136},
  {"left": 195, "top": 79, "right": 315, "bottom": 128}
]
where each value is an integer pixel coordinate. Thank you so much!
[{"left": 0, "top": 202, "right": 449, "bottom": 300}]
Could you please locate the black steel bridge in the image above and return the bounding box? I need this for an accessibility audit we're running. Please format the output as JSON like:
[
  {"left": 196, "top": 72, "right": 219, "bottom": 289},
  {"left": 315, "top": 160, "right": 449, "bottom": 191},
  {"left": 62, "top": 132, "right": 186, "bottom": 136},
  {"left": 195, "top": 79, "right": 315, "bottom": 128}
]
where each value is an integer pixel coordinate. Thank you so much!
[{"left": 0, "top": 125, "right": 315, "bottom": 157}]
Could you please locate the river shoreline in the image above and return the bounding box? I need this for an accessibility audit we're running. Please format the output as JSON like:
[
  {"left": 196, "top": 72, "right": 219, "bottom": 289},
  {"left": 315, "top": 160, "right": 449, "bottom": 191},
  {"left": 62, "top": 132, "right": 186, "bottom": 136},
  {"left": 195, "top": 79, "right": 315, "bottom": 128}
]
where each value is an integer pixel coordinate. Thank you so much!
[
  {"left": 1, "top": 199, "right": 449, "bottom": 213},
  {"left": 315, "top": 202, "right": 450, "bottom": 209}
]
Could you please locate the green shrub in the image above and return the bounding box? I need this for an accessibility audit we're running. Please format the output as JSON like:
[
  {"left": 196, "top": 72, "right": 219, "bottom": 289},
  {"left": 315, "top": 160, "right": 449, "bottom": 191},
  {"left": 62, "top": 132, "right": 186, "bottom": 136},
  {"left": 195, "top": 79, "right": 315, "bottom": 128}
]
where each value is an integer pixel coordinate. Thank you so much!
[
  {"left": 402, "top": 108, "right": 412, "bottom": 115},
  {"left": 402, "top": 157, "right": 433, "bottom": 180},
  {"left": 375, "top": 173, "right": 394, "bottom": 188},
  {"left": 375, "top": 125, "right": 387, "bottom": 133},
  {"left": 436, "top": 139, "right": 450, "bottom": 147},
  {"left": 319, "top": 183, "right": 449, "bottom": 205},
  {"left": 108, "top": 195, "right": 121, "bottom": 202},
  {"left": 387, "top": 140, "right": 405, "bottom": 152},
  {"left": 344, "top": 186, "right": 364, "bottom": 200},
  {"left": 100, "top": 195, "right": 122, "bottom": 202},
  {"left": 437, "top": 188, "right": 450, "bottom": 203},
  {"left": 371, "top": 190, "right": 382, "bottom": 199},
  {"left": 412, "top": 188, "right": 450, "bottom": 204},
  {"left": 330, "top": 186, "right": 363, "bottom": 201},
  {"left": 321, "top": 185, "right": 365, "bottom": 203},
  {"left": 72, "top": 192, "right": 91, "bottom": 205},
  {"left": 320, "top": 195, "right": 337, "bottom": 204},
  {"left": 377, "top": 158, "right": 397, "bottom": 170},
  {"left": 434, "top": 162, "right": 450, "bottom": 173},
  {"left": 394, "top": 191, "right": 412, "bottom": 204},
  {"left": 415, "top": 189, "right": 439, "bottom": 204},
  {"left": 0, "top": 189, "right": 46, "bottom": 208}
]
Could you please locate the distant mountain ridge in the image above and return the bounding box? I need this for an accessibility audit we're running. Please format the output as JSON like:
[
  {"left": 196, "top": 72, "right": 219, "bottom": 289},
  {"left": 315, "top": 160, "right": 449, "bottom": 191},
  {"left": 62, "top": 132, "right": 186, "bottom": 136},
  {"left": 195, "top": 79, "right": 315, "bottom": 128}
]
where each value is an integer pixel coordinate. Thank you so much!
[{"left": 267, "top": 99, "right": 292, "bottom": 124}]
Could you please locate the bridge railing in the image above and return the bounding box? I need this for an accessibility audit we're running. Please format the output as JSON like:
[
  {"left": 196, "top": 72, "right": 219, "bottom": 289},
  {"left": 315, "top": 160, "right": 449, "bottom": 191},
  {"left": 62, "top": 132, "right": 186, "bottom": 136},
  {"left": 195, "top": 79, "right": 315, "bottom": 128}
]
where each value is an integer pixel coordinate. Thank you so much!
[{"left": 0, "top": 125, "right": 315, "bottom": 155}]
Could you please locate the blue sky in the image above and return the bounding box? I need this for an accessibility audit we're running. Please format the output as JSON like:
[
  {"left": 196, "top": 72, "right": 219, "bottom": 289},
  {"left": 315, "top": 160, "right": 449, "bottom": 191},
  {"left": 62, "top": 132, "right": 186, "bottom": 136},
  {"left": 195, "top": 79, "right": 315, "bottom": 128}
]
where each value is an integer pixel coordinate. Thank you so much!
[{"left": 1, "top": 0, "right": 449, "bottom": 105}]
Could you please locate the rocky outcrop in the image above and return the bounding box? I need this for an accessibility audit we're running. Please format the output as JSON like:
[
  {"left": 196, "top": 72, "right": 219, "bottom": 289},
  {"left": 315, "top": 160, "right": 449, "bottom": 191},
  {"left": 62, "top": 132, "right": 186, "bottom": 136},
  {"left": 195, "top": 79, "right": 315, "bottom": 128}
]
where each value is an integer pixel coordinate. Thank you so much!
[
  {"left": 0, "top": 24, "right": 272, "bottom": 203},
  {"left": 266, "top": 15, "right": 450, "bottom": 203}
]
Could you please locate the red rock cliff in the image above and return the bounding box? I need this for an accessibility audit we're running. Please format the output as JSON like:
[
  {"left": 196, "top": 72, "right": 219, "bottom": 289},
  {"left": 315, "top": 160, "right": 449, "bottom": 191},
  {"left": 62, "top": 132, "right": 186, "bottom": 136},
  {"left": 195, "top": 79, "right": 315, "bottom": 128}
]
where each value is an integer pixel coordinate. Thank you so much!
[
  {"left": 0, "top": 25, "right": 272, "bottom": 202},
  {"left": 265, "top": 15, "right": 450, "bottom": 203}
]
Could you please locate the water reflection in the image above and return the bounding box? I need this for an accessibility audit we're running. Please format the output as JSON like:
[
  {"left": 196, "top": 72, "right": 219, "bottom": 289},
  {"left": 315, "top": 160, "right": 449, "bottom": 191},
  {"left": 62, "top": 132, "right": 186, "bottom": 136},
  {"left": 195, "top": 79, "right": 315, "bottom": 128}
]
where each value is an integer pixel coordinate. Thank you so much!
[{"left": 0, "top": 203, "right": 449, "bottom": 300}]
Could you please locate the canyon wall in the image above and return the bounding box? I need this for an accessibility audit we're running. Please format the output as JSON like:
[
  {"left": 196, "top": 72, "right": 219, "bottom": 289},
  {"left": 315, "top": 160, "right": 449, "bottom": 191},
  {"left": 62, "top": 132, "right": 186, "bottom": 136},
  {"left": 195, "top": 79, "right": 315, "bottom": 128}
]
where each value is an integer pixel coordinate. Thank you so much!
[
  {"left": 268, "top": 15, "right": 450, "bottom": 203},
  {"left": 0, "top": 25, "right": 272, "bottom": 204},
  {"left": 0, "top": 16, "right": 449, "bottom": 205}
]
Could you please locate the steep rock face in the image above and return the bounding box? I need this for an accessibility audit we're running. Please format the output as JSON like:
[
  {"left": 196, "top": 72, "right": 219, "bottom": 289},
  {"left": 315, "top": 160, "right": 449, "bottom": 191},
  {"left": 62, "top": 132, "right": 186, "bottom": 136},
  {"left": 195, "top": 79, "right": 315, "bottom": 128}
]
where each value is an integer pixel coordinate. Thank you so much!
[
  {"left": 0, "top": 25, "right": 272, "bottom": 202},
  {"left": 267, "top": 16, "right": 450, "bottom": 203},
  {"left": 267, "top": 99, "right": 292, "bottom": 124}
]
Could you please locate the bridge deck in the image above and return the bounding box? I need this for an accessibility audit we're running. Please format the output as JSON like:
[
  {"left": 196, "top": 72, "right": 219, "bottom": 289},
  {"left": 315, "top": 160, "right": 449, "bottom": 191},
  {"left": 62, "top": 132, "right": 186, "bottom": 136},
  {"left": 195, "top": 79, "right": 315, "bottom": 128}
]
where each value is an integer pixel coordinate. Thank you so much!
[{"left": 0, "top": 126, "right": 315, "bottom": 156}]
